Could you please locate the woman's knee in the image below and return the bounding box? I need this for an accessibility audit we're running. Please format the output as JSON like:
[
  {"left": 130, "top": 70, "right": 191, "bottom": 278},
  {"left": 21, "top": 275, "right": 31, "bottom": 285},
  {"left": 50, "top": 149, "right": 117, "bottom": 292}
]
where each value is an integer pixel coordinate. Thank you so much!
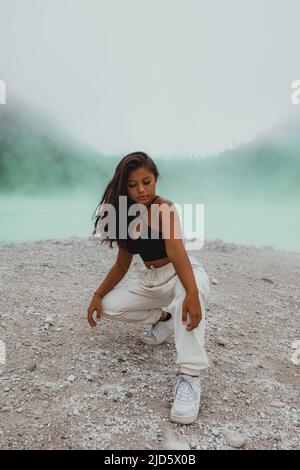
[{"left": 101, "top": 288, "right": 126, "bottom": 316}]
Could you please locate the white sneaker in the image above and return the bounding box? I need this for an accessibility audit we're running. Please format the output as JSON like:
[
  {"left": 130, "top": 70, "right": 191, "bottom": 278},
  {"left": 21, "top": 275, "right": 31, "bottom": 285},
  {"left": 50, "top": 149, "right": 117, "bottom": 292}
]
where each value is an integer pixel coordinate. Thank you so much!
[
  {"left": 140, "top": 314, "right": 174, "bottom": 345},
  {"left": 170, "top": 374, "right": 201, "bottom": 424}
]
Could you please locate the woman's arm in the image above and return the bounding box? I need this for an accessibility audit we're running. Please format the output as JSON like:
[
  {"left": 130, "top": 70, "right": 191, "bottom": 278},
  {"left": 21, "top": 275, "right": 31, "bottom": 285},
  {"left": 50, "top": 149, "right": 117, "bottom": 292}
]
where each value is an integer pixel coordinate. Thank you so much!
[
  {"left": 87, "top": 247, "right": 134, "bottom": 327},
  {"left": 161, "top": 200, "right": 201, "bottom": 331},
  {"left": 94, "top": 247, "right": 133, "bottom": 297},
  {"left": 161, "top": 200, "right": 198, "bottom": 294}
]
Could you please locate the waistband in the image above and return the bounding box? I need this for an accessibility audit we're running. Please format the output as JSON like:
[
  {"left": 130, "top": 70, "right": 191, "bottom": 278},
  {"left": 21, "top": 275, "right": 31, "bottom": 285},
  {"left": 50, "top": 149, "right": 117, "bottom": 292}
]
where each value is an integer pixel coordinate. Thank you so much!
[
  {"left": 143, "top": 261, "right": 174, "bottom": 273},
  {"left": 143, "top": 255, "right": 201, "bottom": 273}
]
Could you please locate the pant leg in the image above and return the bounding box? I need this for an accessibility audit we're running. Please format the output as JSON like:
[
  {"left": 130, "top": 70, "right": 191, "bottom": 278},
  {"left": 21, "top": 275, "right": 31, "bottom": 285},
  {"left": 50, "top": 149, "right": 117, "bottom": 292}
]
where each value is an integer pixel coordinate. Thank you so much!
[
  {"left": 167, "top": 265, "right": 211, "bottom": 375},
  {"left": 101, "top": 283, "right": 166, "bottom": 325}
]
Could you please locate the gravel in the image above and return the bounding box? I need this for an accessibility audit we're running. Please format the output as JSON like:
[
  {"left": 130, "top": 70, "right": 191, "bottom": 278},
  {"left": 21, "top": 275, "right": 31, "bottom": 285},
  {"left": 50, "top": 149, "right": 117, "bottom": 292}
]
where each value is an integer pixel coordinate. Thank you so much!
[{"left": 0, "top": 236, "right": 299, "bottom": 449}]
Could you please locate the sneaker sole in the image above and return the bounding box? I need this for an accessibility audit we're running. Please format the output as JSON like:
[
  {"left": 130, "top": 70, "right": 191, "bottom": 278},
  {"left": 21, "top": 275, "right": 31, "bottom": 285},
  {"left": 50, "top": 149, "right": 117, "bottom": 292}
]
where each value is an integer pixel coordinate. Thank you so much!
[
  {"left": 140, "top": 332, "right": 173, "bottom": 345},
  {"left": 170, "top": 409, "right": 199, "bottom": 425}
]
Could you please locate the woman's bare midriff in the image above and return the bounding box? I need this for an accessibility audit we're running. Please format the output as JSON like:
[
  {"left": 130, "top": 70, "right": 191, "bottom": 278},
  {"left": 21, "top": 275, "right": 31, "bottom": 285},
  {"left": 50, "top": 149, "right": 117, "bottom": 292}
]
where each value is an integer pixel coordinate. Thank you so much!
[{"left": 143, "top": 256, "right": 171, "bottom": 269}]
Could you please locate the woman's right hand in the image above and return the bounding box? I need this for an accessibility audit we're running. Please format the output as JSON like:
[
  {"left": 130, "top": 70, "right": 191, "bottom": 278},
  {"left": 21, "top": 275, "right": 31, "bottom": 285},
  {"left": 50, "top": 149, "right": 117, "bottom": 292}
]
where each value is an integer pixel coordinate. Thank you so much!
[{"left": 87, "top": 294, "right": 102, "bottom": 328}]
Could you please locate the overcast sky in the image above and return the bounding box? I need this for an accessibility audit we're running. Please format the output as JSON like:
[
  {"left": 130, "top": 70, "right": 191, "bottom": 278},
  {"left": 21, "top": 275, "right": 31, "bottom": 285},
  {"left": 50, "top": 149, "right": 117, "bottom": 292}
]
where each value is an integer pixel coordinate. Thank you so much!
[{"left": 1, "top": 0, "right": 300, "bottom": 157}]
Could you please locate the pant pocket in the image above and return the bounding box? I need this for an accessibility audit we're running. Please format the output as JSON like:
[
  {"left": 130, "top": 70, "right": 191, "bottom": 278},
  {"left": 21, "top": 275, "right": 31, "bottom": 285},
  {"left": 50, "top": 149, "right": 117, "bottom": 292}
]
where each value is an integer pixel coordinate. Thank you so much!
[
  {"left": 194, "top": 267, "right": 210, "bottom": 303},
  {"left": 188, "top": 255, "right": 202, "bottom": 268},
  {"left": 127, "top": 278, "right": 143, "bottom": 293}
]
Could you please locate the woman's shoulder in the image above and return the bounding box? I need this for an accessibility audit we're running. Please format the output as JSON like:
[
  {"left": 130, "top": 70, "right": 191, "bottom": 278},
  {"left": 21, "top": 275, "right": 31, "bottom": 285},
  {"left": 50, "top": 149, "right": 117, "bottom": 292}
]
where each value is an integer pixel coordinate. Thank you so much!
[
  {"left": 153, "top": 197, "right": 177, "bottom": 228},
  {"left": 155, "top": 196, "right": 174, "bottom": 207}
]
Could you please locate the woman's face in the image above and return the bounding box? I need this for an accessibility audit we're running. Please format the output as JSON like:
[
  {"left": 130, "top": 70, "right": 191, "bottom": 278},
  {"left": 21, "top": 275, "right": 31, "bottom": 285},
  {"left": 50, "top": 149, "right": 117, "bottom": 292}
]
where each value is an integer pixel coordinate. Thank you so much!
[{"left": 127, "top": 167, "right": 156, "bottom": 205}]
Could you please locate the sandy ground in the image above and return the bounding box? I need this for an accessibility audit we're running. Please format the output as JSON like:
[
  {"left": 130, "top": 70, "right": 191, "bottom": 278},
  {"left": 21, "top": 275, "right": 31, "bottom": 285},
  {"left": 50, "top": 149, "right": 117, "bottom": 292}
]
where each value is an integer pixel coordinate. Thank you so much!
[{"left": 0, "top": 236, "right": 299, "bottom": 450}]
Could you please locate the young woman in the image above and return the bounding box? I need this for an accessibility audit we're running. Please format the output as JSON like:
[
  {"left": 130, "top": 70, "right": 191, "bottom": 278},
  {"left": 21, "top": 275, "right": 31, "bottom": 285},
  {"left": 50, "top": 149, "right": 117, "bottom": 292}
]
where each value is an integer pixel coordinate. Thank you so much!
[{"left": 87, "top": 151, "right": 210, "bottom": 425}]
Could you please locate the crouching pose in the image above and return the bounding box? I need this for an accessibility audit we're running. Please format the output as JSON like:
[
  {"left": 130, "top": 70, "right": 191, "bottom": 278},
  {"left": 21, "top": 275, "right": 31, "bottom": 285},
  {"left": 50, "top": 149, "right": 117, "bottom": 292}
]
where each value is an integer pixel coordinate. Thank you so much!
[{"left": 87, "top": 151, "right": 210, "bottom": 425}]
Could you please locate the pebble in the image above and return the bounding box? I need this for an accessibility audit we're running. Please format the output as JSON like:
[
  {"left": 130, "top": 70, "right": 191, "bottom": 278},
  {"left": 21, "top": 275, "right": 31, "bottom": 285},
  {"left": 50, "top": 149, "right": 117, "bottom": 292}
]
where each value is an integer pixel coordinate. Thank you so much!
[
  {"left": 67, "top": 375, "right": 76, "bottom": 383},
  {"left": 217, "top": 337, "right": 226, "bottom": 346},
  {"left": 270, "top": 400, "right": 284, "bottom": 408},
  {"left": 223, "top": 430, "right": 247, "bottom": 448},
  {"left": 163, "top": 432, "right": 190, "bottom": 450},
  {"left": 86, "top": 374, "right": 96, "bottom": 382},
  {"left": 261, "top": 277, "right": 274, "bottom": 284}
]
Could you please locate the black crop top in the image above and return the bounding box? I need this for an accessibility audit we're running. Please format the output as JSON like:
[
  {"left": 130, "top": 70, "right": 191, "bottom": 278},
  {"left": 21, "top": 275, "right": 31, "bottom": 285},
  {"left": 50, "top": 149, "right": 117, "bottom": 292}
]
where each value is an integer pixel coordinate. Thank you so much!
[{"left": 125, "top": 195, "right": 168, "bottom": 262}]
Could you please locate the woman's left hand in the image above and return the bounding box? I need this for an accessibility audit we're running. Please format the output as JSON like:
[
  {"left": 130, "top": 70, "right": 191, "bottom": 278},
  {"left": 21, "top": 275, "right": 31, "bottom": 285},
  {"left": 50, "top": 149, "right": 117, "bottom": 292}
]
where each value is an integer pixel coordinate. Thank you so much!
[{"left": 182, "top": 291, "right": 202, "bottom": 331}]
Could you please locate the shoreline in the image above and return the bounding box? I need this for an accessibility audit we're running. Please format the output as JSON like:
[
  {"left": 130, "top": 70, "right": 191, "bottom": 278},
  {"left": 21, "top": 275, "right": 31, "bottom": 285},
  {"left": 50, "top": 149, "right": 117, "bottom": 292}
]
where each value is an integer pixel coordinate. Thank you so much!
[{"left": 1, "top": 235, "right": 300, "bottom": 256}]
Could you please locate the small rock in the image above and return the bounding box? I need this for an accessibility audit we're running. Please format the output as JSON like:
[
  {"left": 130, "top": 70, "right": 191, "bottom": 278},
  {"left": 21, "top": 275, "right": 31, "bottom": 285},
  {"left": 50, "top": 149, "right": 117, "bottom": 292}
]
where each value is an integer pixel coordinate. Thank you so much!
[
  {"left": 86, "top": 374, "right": 96, "bottom": 382},
  {"left": 67, "top": 375, "right": 76, "bottom": 383},
  {"left": 223, "top": 430, "right": 247, "bottom": 448},
  {"left": 261, "top": 277, "right": 274, "bottom": 284},
  {"left": 270, "top": 400, "right": 284, "bottom": 408},
  {"left": 163, "top": 428, "right": 190, "bottom": 450},
  {"left": 27, "top": 363, "right": 37, "bottom": 372},
  {"left": 211, "top": 279, "right": 219, "bottom": 285},
  {"left": 0, "top": 407, "right": 11, "bottom": 413},
  {"left": 44, "top": 316, "right": 55, "bottom": 325},
  {"left": 212, "top": 428, "right": 220, "bottom": 437},
  {"left": 125, "top": 391, "right": 133, "bottom": 398},
  {"left": 217, "top": 337, "right": 226, "bottom": 346}
]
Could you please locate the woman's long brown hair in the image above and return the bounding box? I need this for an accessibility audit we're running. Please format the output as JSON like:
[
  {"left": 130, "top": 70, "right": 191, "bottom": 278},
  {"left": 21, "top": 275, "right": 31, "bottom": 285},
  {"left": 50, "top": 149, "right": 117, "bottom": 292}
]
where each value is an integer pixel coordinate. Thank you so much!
[{"left": 92, "top": 151, "right": 160, "bottom": 250}]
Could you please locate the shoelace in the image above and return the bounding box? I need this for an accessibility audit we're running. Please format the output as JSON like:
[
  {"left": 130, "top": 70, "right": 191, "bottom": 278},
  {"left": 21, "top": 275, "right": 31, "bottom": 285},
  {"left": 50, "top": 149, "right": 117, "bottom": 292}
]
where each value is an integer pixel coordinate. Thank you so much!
[{"left": 174, "top": 375, "right": 198, "bottom": 402}]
